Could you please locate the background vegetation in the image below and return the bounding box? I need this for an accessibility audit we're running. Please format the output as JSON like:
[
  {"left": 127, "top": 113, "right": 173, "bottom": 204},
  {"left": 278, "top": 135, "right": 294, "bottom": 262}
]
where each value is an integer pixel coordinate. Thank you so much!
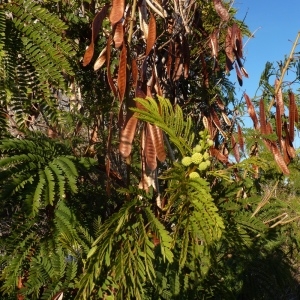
[{"left": 1, "top": 0, "right": 300, "bottom": 299}]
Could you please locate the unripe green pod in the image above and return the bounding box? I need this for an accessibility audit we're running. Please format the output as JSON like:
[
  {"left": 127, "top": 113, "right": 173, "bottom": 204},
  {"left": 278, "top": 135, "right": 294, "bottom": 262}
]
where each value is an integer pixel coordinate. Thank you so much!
[
  {"left": 191, "top": 153, "right": 203, "bottom": 164},
  {"left": 182, "top": 156, "right": 192, "bottom": 166},
  {"left": 189, "top": 171, "right": 200, "bottom": 178}
]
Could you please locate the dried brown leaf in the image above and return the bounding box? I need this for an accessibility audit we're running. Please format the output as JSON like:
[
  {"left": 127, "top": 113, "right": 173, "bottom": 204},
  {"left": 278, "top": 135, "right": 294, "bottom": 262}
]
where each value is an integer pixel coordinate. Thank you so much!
[
  {"left": 244, "top": 93, "right": 259, "bottom": 129},
  {"left": 109, "top": 0, "right": 125, "bottom": 24},
  {"left": 289, "top": 91, "right": 295, "bottom": 142},
  {"left": 213, "top": 0, "right": 230, "bottom": 21},
  {"left": 215, "top": 96, "right": 225, "bottom": 110},
  {"left": 117, "top": 44, "right": 127, "bottom": 103},
  {"left": 113, "top": 22, "right": 124, "bottom": 48},
  {"left": 146, "top": 13, "right": 156, "bottom": 56}
]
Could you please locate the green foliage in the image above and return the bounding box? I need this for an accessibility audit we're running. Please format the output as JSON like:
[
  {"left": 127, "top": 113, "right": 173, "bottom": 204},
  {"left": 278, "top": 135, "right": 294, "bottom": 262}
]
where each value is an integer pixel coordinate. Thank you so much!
[{"left": 1, "top": 1, "right": 300, "bottom": 300}]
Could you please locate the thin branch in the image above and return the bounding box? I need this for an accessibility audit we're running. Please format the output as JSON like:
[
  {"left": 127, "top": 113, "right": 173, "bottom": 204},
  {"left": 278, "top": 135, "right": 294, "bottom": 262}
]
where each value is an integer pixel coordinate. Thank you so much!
[{"left": 268, "top": 32, "right": 300, "bottom": 112}]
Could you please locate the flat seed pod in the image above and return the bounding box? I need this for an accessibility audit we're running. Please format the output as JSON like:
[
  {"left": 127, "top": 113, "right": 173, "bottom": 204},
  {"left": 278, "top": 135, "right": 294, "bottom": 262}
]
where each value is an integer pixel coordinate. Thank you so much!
[
  {"left": 288, "top": 91, "right": 295, "bottom": 142},
  {"left": 213, "top": 0, "right": 229, "bottom": 21},
  {"left": 237, "top": 124, "right": 244, "bottom": 152},
  {"left": 275, "top": 79, "right": 284, "bottom": 115},
  {"left": 117, "top": 44, "right": 127, "bottom": 103},
  {"left": 259, "top": 98, "right": 267, "bottom": 135},
  {"left": 113, "top": 22, "right": 124, "bottom": 48},
  {"left": 110, "top": 0, "right": 125, "bottom": 25},
  {"left": 94, "top": 46, "right": 107, "bottom": 70},
  {"left": 145, "top": 124, "right": 157, "bottom": 171},
  {"left": 148, "top": 124, "right": 166, "bottom": 162},
  {"left": 244, "top": 93, "right": 259, "bottom": 129},
  {"left": 145, "top": 13, "right": 156, "bottom": 56},
  {"left": 83, "top": 4, "right": 109, "bottom": 66},
  {"left": 231, "top": 134, "right": 240, "bottom": 162},
  {"left": 270, "top": 142, "right": 289, "bottom": 175}
]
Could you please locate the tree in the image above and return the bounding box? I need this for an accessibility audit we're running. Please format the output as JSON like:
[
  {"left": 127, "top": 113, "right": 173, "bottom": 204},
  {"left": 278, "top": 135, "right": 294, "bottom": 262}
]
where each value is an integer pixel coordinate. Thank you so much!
[{"left": 1, "top": 0, "right": 300, "bottom": 299}]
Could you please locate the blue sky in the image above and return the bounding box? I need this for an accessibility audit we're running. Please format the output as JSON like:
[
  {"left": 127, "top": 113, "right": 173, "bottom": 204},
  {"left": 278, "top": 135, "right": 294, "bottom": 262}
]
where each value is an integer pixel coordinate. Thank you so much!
[{"left": 230, "top": 0, "right": 300, "bottom": 146}]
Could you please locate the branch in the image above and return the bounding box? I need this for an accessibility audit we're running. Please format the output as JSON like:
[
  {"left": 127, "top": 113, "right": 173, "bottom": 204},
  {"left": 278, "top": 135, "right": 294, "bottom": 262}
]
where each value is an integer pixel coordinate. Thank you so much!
[{"left": 268, "top": 32, "right": 300, "bottom": 112}]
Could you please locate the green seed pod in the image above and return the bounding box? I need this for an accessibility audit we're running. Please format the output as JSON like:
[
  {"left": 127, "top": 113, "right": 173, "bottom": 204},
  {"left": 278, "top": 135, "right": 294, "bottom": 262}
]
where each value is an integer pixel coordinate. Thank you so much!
[
  {"left": 191, "top": 153, "right": 203, "bottom": 164},
  {"left": 198, "top": 161, "right": 208, "bottom": 171},
  {"left": 189, "top": 171, "right": 200, "bottom": 178},
  {"left": 182, "top": 156, "right": 192, "bottom": 166},
  {"left": 203, "top": 152, "right": 210, "bottom": 160}
]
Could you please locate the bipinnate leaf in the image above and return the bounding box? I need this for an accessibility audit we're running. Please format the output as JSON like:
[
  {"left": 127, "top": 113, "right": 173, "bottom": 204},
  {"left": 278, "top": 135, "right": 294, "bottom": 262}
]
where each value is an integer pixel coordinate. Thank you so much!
[
  {"left": 117, "top": 44, "right": 127, "bottom": 103},
  {"left": 289, "top": 91, "right": 295, "bottom": 142},
  {"left": 259, "top": 98, "right": 267, "bottom": 135},
  {"left": 146, "top": 13, "right": 156, "bottom": 56},
  {"left": 83, "top": 4, "right": 109, "bottom": 66},
  {"left": 244, "top": 93, "right": 259, "bottom": 129},
  {"left": 109, "top": 0, "right": 125, "bottom": 24},
  {"left": 213, "top": 0, "right": 229, "bottom": 21}
]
